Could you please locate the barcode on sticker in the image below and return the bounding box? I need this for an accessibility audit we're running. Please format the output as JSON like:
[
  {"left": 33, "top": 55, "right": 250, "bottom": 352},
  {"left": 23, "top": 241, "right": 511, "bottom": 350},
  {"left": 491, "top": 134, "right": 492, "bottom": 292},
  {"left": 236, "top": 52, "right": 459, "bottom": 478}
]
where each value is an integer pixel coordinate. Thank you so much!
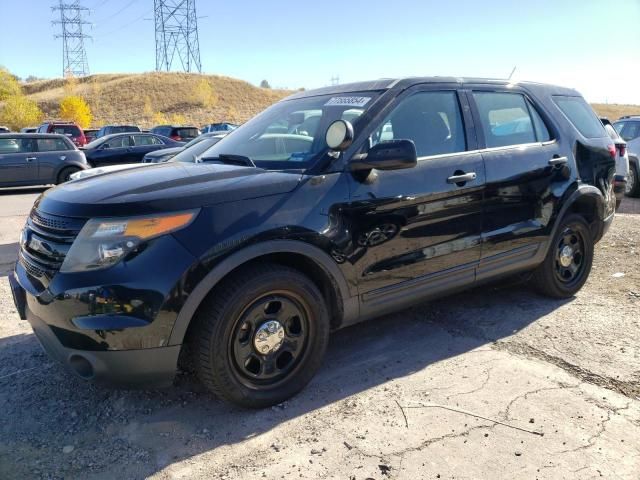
[{"left": 324, "top": 96, "right": 371, "bottom": 108}]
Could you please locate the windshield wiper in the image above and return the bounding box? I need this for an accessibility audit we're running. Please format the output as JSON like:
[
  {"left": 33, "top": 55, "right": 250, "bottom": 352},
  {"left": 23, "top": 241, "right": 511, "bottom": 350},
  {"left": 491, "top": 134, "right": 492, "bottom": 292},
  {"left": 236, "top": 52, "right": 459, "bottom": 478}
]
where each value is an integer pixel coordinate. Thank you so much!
[{"left": 200, "top": 154, "right": 256, "bottom": 167}]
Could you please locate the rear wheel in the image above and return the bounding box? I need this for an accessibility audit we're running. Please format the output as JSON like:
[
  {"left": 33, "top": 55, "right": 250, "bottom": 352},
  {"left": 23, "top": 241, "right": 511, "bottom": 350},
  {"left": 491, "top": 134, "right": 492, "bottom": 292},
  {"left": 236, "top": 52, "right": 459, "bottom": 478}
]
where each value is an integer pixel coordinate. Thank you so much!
[
  {"left": 192, "top": 263, "right": 330, "bottom": 408},
  {"left": 56, "top": 166, "right": 80, "bottom": 184},
  {"left": 625, "top": 163, "right": 640, "bottom": 198},
  {"left": 531, "top": 214, "right": 594, "bottom": 299}
]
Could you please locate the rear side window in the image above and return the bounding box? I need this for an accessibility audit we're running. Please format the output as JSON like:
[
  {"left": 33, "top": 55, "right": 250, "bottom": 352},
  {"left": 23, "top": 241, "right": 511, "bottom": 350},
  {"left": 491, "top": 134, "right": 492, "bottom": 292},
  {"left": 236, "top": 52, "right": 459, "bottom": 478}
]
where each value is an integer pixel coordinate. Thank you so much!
[
  {"left": 371, "top": 91, "right": 467, "bottom": 157},
  {"left": 133, "top": 135, "right": 162, "bottom": 146},
  {"left": 553, "top": 96, "right": 606, "bottom": 138},
  {"left": 472, "top": 92, "right": 539, "bottom": 148},
  {"left": 37, "top": 137, "right": 72, "bottom": 152}
]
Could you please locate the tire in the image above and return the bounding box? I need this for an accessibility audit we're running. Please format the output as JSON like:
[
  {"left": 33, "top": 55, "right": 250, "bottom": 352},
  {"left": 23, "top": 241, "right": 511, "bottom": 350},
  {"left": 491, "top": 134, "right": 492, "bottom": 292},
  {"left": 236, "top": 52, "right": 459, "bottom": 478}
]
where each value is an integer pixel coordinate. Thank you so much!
[
  {"left": 625, "top": 162, "right": 640, "bottom": 198},
  {"left": 531, "top": 214, "right": 594, "bottom": 299},
  {"left": 56, "top": 166, "right": 80, "bottom": 184},
  {"left": 192, "top": 263, "right": 330, "bottom": 408}
]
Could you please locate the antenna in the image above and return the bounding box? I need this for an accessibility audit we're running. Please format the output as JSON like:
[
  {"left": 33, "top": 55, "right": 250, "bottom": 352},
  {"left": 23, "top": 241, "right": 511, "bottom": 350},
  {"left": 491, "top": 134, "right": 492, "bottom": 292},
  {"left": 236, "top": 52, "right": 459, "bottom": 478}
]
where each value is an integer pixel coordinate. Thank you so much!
[
  {"left": 154, "top": 0, "right": 202, "bottom": 73},
  {"left": 508, "top": 66, "right": 517, "bottom": 81},
  {"left": 52, "top": 1, "right": 91, "bottom": 77}
]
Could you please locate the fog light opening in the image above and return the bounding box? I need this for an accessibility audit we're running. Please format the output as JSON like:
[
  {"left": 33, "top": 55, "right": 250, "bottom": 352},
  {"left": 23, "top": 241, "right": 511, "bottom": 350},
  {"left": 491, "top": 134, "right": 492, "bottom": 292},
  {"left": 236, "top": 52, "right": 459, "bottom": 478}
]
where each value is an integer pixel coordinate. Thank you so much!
[{"left": 69, "top": 354, "right": 94, "bottom": 379}]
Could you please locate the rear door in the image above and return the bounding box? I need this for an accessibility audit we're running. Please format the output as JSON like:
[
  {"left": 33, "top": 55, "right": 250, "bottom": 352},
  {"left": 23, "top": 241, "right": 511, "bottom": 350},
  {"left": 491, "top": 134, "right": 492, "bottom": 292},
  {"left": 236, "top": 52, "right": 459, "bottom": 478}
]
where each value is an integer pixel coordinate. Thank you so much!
[
  {"left": 466, "top": 88, "right": 568, "bottom": 279},
  {"left": 345, "top": 86, "right": 485, "bottom": 311},
  {"left": 0, "top": 137, "right": 38, "bottom": 186},
  {"left": 130, "top": 135, "right": 165, "bottom": 161},
  {"left": 91, "top": 135, "right": 132, "bottom": 166}
]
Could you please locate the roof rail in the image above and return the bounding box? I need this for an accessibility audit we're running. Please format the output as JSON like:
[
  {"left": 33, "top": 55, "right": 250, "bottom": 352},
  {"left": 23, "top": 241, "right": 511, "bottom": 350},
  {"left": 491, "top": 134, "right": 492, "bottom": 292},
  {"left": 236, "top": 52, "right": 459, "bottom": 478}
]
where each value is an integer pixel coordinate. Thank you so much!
[{"left": 618, "top": 115, "right": 640, "bottom": 120}]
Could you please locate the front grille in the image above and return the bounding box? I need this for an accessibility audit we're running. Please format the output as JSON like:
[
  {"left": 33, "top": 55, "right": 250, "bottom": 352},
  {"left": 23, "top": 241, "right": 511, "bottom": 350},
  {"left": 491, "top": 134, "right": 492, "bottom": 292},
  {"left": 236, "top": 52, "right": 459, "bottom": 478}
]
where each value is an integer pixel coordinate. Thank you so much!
[{"left": 19, "top": 209, "right": 86, "bottom": 285}]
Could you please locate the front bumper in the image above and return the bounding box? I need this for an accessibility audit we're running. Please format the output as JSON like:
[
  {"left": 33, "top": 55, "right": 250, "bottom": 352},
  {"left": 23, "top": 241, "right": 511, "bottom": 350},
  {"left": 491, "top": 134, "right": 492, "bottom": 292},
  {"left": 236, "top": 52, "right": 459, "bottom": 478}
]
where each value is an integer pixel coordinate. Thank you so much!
[{"left": 9, "top": 271, "right": 180, "bottom": 387}]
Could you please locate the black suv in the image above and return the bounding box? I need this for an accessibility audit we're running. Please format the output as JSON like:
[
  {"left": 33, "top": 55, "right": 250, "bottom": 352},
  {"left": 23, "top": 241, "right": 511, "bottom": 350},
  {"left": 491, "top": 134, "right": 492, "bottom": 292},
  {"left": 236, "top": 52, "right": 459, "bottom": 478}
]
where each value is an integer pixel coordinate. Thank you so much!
[{"left": 10, "top": 78, "right": 616, "bottom": 408}]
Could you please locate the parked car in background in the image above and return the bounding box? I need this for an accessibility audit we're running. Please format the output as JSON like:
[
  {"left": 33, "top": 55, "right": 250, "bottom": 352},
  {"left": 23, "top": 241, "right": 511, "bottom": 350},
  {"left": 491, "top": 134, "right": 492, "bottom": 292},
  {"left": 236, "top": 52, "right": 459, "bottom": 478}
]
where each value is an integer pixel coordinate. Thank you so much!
[
  {"left": 82, "top": 132, "right": 182, "bottom": 167},
  {"left": 9, "top": 78, "right": 617, "bottom": 408},
  {"left": 613, "top": 116, "right": 640, "bottom": 197},
  {"left": 20, "top": 127, "right": 37, "bottom": 133},
  {"left": 71, "top": 133, "right": 229, "bottom": 180},
  {"left": 84, "top": 129, "right": 99, "bottom": 143},
  {"left": 95, "top": 125, "right": 141, "bottom": 139},
  {"left": 37, "top": 121, "right": 87, "bottom": 147},
  {"left": 201, "top": 122, "right": 238, "bottom": 134},
  {"left": 143, "top": 132, "right": 228, "bottom": 163},
  {"left": 150, "top": 125, "right": 200, "bottom": 142},
  {"left": 601, "top": 118, "right": 629, "bottom": 208},
  {"left": 0, "top": 133, "right": 88, "bottom": 187},
  {"left": 0, "top": 126, "right": 11, "bottom": 134}
]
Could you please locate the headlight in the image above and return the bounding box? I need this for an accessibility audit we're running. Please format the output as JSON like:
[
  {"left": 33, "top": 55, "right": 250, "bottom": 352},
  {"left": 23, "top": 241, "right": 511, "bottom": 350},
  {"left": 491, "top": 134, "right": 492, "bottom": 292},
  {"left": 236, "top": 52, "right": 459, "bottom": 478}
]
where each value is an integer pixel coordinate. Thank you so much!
[{"left": 60, "top": 210, "right": 198, "bottom": 273}]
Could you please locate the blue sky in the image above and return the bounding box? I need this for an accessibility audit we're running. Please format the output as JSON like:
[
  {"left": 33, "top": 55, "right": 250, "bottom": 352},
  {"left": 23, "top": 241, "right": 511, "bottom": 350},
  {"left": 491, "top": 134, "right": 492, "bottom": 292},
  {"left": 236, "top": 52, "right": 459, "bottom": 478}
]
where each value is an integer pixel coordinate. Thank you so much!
[{"left": 1, "top": 0, "right": 639, "bottom": 103}]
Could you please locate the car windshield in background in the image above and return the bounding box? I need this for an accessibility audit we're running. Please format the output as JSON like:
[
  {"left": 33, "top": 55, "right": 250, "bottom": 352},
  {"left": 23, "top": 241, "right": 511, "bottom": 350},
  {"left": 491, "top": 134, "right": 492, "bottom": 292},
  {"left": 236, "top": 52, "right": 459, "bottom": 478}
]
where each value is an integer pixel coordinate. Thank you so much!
[
  {"left": 171, "top": 137, "right": 225, "bottom": 163},
  {"left": 84, "top": 137, "right": 108, "bottom": 149},
  {"left": 199, "top": 92, "right": 378, "bottom": 170},
  {"left": 52, "top": 125, "right": 81, "bottom": 136},
  {"left": 111, "top": 126, "right": 139, "bottom": 133}
]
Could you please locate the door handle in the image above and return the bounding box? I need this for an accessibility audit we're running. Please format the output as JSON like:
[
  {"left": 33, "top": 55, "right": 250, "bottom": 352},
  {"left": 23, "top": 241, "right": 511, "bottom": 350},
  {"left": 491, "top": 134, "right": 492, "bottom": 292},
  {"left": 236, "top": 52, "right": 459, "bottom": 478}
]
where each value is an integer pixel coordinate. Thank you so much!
[
  {"left": 548, "top": 156, "right": 568, "bottom": 166},
  {"left": 447, "top": 172, "right": 476, "bottom": 184},
  {"left": 25, "top": 157, "right": 37, "bottom": 162}
]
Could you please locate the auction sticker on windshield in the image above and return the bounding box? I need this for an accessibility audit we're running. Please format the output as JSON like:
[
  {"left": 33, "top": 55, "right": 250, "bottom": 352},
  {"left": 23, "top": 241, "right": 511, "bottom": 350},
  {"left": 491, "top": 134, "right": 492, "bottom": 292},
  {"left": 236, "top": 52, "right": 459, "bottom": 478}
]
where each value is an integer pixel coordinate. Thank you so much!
[{"left": 324, "top": 96, "right": 371, "bottom": 108}]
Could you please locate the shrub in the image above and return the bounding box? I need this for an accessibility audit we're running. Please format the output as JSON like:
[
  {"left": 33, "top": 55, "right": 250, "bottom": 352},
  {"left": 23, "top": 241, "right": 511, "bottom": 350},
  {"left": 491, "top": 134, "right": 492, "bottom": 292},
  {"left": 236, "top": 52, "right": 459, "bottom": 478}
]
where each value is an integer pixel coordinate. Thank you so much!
[
  {"left": 260, "top": 79, "right": 271, "bottom": 89},
  {"left": 0, "top": 67, "right": 22, "bottom": 101},
  {"left": 192, "top": 78, "right": 218, "bottom": 108},
  {"left": 0, "top": 95, "right": 44, "bottom": 131},
  {"left": 59, "top": 95, "right": 92, "bottom": 128}
]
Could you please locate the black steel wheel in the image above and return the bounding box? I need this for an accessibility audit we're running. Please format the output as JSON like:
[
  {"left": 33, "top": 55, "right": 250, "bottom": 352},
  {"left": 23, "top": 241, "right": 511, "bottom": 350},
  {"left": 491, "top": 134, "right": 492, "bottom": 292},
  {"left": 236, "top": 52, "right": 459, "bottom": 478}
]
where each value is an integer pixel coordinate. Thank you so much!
[
  {"left": 553, "top": 227, "right": 586, "bottom": 287},
  {"left": 191, "top": 263, "right": 330, "bottom": 408},
  {"left": 531, "top": 214, "right": 594, "bottom": 299},
  {"left": 229, "top": 292, "right": 310, "bottom": 387}
]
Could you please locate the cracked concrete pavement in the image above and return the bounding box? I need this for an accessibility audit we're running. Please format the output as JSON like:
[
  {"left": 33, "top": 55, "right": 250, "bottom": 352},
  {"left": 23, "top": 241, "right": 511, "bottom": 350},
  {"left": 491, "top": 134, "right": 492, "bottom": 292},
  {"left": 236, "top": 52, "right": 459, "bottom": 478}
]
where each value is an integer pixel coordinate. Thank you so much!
[{"left": 0, "top": 190, "right": 639, "bottom": 479}]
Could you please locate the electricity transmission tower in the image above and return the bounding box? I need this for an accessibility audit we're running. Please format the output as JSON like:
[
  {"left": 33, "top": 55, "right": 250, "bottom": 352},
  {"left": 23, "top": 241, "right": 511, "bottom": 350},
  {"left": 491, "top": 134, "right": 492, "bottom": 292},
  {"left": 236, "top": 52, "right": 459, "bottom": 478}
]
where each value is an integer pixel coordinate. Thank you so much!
[
  {"left": 154, "top": 0, "right": 202, "bottom": 73},
  {"left": 52, "top": 1, "right": 91, "bottom": 77}
]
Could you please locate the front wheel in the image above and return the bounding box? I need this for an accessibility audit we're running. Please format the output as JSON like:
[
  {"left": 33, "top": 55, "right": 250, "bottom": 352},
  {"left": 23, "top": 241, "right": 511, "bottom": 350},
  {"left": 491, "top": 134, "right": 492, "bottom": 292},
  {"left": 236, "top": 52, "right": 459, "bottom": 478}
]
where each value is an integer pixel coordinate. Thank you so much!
[
  {"left": 531, "top": 214, "right": 594, "bottom": 299},
  {"left": 192, "top": 263, "right": 330, "bottom": 408}
]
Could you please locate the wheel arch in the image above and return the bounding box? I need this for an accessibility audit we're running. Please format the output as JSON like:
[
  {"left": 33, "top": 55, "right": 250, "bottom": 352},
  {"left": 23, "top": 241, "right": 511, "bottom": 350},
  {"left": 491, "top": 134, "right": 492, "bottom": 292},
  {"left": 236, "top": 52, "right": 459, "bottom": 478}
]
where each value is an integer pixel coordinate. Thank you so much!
[
  {"left": 168, "top": 240, "right": 357, "bottom": 346},
  {"left": 554, "top": 184, "right": 607, "bottom": 245},
  {"left": 53, "top": 161, "right": 86, "bottom": 182}
]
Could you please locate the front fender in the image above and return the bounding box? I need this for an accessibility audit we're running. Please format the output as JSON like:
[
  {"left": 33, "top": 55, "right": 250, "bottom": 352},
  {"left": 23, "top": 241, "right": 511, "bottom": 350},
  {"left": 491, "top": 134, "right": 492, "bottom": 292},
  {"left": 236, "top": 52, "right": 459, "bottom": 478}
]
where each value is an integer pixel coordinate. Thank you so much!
[{"left": 167, "top": 239, "right": 357, "bottom": 346}]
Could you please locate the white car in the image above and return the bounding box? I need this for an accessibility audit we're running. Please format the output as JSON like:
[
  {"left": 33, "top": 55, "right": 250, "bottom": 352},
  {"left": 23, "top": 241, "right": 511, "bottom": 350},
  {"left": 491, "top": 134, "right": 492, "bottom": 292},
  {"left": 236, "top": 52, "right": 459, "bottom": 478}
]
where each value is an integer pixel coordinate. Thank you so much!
[{"left": 602, "top": 119, "right": 629, "bottom": 208}]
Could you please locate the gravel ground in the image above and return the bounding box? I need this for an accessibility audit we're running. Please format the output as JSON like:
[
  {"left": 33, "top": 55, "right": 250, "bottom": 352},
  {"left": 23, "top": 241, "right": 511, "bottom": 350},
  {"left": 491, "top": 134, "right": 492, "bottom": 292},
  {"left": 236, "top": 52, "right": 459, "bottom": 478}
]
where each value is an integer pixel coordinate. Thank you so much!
[{"left": 0, "top": 199, "right": 639, "bottom": 479}]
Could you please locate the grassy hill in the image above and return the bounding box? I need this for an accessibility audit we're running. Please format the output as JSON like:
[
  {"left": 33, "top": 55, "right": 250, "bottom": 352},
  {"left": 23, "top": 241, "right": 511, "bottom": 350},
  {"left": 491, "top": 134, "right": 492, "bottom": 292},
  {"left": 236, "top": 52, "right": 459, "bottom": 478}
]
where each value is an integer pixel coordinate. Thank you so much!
[
  {"left": 21, "top": 72, "right": 292, "bottom": 129},
  {"left": 18, "top": 72, "right": 639, "bottom": 129}
]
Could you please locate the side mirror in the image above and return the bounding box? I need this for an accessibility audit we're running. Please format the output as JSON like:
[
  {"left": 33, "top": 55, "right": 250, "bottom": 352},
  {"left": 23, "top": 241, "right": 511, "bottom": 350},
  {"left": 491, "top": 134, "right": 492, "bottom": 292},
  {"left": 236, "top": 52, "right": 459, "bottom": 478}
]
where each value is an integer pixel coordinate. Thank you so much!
[
  {"left": 325, "top": 120, "right": 354, "bottom": 152},
  {"left": 101, "top": 143, "right": 110, "bottom": 150},
  {"left": 350, "top": 139, "right": 417, "bottom": 171}
]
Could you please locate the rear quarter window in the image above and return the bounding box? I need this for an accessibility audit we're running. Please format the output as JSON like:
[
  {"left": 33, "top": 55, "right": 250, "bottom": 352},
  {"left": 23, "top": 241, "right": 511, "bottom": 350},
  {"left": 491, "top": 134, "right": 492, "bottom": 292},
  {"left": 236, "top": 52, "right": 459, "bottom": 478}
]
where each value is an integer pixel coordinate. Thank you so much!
[{"left": 553, "top": 96, "right": 606, "bottom": 139}]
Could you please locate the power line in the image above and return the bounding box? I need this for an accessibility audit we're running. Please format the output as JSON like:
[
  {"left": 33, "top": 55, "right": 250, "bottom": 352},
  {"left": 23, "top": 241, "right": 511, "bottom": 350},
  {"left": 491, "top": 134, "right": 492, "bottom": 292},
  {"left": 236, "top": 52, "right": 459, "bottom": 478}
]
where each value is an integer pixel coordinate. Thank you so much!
[
  {"left": 92, "top": 7, "right": 152, "bottom": 37},
  {"left": 52, "top": 1, "right": 91, "bottom": 77},
  {"left": 92, "top": 0, "right": 138, "bottom": 25},
  {"left": 154, "top": 0, "right": 202, "bottom": 73}
]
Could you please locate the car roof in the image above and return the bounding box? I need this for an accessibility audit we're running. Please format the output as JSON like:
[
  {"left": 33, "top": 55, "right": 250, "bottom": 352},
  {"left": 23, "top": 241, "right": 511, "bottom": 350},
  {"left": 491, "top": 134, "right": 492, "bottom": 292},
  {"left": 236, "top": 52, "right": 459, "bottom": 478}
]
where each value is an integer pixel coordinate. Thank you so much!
[
  {"left": 0, "top": 133, "right": 72, "bottom": 139},
  {"left": 153, "top": 125, "right": 199, "bottom": 129},
  {"left": 615, "top": 116, "right": 640, "bottom": 121},
  {"left": 286, "top": 77, "right": 580, "bottom": 100}
]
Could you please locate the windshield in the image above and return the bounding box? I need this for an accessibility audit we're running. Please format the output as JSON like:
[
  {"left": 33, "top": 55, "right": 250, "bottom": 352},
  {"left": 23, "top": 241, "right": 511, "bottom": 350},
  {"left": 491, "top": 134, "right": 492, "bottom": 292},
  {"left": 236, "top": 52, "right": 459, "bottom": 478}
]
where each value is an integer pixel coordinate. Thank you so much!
[
  {"left": 170, "top": 136, "right": 226, "bottom": 163},
  {"left": 199, "top": 92, "right": 379, "bottom": 170}
]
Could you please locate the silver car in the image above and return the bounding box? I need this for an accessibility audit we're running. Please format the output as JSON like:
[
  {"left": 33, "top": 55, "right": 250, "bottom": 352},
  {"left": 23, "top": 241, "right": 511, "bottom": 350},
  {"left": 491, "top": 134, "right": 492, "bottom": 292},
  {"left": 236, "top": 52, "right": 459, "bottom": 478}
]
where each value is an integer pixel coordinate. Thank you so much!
[
  {"left": 0, "top": 133, "right": 88, "bottom": 187},
  {"left": 613, "top": 116, "right": 640, "bottom": 197}
]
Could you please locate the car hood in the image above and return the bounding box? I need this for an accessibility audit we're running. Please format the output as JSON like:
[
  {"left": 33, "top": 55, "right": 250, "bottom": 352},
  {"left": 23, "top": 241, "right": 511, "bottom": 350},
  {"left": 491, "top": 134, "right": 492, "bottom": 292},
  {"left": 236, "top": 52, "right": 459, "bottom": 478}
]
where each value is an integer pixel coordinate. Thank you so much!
[
  {"left": 36, "top": 162, "right": 303, "bottom": 218},
  {"left": 144, "top": 146, "right": 184, "bottom": 160},
  {"left": 71, "top": 163, "right": 150, "bottom": 179}
]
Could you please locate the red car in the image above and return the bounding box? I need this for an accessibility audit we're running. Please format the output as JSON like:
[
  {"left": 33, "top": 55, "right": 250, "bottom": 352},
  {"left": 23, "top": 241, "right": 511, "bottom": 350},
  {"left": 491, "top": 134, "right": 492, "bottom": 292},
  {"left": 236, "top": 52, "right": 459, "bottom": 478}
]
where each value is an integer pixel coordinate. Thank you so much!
[{"left": 37, "top": 121, "right": 87, "bottom": 147}]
